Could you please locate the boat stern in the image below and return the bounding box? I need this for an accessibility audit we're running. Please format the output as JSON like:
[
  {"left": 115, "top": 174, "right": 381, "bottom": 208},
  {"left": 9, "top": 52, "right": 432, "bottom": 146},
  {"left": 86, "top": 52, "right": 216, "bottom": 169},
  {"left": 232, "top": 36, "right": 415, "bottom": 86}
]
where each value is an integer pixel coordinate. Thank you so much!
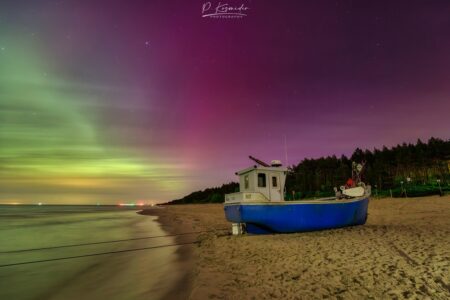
[{"left": 224, "top": 203, "right": 243, "bottom": 223}]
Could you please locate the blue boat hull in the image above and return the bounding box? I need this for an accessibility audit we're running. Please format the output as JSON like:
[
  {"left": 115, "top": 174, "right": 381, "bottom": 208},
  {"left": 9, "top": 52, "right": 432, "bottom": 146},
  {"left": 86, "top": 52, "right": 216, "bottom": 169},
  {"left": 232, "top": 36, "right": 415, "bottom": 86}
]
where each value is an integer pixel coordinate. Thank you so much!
[{"left": 224, "top": 197, "right": 369, "bottom": 234}]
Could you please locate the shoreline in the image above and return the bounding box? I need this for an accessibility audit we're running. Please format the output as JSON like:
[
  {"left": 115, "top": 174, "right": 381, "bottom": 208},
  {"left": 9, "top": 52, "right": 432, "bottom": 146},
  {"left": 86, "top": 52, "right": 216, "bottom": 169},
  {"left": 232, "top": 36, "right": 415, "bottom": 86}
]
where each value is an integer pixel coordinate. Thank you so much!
[
  {"left": 139, "top": 204, "right": 230, "bottom": 299},
  {"left": 138, "top": 207, "right": 195, "bottom": 300}
]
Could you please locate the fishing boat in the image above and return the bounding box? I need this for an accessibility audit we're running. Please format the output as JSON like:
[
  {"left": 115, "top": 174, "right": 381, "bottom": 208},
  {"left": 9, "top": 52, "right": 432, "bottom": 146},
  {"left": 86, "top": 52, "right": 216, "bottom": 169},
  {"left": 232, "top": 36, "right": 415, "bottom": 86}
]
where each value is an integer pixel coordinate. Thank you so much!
[{"left": 224, "top": 156, "right": 370, "bottom": 234}]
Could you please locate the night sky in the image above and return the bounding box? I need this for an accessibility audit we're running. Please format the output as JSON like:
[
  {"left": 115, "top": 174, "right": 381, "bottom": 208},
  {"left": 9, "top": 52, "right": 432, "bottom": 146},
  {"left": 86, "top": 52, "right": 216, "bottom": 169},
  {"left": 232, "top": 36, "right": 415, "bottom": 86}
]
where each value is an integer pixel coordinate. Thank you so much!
[{"left": 1, "top": 1, "right": 449, "bottom": 204}]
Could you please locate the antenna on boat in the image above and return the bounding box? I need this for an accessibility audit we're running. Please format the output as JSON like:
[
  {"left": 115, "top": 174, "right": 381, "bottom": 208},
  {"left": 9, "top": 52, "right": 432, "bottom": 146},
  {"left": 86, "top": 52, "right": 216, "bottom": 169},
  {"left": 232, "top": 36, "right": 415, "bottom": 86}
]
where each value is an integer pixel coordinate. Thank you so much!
[
  {"left": 248, "top": 156, "right": 270, "bottom": 167},
  {"left": 283, "top": 134, "right": 288, "bottom": 167}
]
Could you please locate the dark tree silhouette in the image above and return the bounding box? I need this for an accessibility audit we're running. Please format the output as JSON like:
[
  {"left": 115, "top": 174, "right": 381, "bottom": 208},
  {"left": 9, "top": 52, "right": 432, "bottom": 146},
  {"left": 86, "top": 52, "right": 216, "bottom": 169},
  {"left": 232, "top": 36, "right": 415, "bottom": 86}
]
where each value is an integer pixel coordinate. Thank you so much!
[
  {"left": 169, "top": 137, "right": 449, "bottom": 203},
  {"left": 285, "top": 137, "right": 449, "bottom": 199},
  {"left": 168, "top": 182, "right": 239, "bottom": 204}
]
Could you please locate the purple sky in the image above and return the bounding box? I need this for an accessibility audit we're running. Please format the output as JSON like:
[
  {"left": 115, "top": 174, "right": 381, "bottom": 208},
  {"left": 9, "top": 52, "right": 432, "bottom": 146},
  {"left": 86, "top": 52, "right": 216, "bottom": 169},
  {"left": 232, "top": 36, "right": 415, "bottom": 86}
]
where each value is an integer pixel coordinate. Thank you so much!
[{"left": 1, "top": 1, "right": 449, "bottom": 203}]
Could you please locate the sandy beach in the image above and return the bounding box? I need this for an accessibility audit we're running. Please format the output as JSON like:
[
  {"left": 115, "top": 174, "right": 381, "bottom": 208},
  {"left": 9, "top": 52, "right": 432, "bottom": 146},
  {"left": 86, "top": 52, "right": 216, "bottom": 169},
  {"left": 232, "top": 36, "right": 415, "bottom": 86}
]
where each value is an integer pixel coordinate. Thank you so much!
[{"left": 145, "top": 195, "right": 450, "bottom": 299}]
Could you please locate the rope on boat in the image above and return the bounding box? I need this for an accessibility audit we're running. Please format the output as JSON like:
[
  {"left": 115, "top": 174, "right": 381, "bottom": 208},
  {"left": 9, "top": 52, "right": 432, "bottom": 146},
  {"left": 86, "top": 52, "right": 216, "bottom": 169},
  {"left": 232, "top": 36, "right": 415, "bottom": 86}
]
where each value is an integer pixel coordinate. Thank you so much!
[
  {"left": 0, "top": 228, "right": 229, "bottom": 254},
  {"left": 0, "top": 241, "right": 199, "bottom": 268}
]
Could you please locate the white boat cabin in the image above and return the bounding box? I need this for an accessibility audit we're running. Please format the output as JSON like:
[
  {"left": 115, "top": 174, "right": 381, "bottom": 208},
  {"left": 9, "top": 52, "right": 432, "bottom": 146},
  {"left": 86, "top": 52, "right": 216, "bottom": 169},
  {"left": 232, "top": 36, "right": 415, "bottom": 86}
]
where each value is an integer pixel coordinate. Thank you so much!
[{"left": 225, "top": 159, "right": 287, "bottom": 203}]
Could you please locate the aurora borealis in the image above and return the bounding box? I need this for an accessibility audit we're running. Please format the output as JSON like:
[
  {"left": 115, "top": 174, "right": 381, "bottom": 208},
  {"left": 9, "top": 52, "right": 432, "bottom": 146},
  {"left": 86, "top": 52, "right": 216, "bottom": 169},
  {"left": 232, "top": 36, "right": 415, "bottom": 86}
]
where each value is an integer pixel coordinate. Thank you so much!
[{"left": 1, "top": 1, "right": 449, "bottom": 204}]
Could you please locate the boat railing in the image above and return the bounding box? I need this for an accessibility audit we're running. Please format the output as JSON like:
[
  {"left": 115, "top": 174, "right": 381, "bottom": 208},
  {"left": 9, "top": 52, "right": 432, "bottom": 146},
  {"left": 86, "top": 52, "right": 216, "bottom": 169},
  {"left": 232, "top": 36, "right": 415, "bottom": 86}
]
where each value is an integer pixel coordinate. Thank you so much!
[{"left": 225, "top": 192, "right": 269, "bottom": 203}]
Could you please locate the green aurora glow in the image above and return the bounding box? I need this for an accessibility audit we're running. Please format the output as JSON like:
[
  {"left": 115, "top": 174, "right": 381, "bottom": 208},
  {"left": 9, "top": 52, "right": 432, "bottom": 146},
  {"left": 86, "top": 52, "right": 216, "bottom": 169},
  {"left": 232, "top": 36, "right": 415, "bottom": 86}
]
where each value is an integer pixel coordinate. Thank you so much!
[{"left": 0, "top": 39, "right": 186, "bottom": 204}]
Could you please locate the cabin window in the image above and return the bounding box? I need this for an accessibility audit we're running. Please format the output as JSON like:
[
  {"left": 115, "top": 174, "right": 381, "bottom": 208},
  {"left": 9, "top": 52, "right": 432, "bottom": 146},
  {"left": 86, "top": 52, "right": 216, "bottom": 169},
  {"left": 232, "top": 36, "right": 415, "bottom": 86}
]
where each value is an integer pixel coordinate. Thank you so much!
[
  {"left": 257, "top": 173, "right": 266, "bottom": 187},
  {"left": 272, "top": 176, "right": 278, "bottom": 187},
  {"left": 244, "top": 175, "right": 249, "bottom": 189}
]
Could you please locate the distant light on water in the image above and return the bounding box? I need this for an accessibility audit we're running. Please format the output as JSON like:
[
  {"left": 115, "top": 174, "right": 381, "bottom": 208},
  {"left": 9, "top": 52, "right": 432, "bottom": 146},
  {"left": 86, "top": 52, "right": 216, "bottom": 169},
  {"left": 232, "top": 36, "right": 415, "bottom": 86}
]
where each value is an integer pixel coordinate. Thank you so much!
[
  {"left": 117, "top": 201, "right": 153, "bottom": 207},
  {"left": 118, "top": 203, "right": 135, "bottom": 207}
]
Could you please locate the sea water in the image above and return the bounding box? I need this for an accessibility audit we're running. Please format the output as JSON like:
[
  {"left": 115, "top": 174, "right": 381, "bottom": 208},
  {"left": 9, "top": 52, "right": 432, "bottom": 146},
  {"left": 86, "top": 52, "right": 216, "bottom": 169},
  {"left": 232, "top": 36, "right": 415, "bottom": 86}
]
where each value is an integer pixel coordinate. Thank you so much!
[{"left": 0, "top": 205, "right": 181, "bottom": 300}]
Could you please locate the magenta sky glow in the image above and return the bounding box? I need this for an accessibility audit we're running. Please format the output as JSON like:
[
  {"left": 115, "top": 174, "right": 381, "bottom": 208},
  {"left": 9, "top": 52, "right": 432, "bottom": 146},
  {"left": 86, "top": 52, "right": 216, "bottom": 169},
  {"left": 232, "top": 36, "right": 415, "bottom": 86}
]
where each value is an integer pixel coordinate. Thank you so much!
[{"left": 1, "top": 1, "right": 449, "bottom": 203}]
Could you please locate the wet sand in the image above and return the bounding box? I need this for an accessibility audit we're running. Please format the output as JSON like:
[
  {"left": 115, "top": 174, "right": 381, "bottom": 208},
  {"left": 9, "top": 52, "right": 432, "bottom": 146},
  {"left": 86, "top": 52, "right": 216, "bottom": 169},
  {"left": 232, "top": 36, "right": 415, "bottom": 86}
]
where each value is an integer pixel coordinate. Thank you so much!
[{"left": 145, "top": 195, "right": 450, "bottom": 299}]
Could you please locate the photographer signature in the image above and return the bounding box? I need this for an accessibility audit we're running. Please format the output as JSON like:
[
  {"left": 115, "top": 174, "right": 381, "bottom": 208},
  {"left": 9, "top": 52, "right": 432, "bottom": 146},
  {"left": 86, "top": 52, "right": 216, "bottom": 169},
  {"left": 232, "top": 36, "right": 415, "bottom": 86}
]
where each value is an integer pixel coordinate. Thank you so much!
[{"left": 202, "top": 2, "right": 249, "bottom": 18}]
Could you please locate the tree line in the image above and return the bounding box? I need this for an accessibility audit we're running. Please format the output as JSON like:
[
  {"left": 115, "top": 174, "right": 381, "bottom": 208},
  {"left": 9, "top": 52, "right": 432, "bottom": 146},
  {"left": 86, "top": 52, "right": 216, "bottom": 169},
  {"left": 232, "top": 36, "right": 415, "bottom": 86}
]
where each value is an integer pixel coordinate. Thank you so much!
[
  {"left": 168, "top": 137, "right": 449, "bottom": 204},
  {"left": 169, "top": 182, "right": 239, "bottom": 204},
  {"left": 286, "top": 137, "right": 449, "bottom": 199}
]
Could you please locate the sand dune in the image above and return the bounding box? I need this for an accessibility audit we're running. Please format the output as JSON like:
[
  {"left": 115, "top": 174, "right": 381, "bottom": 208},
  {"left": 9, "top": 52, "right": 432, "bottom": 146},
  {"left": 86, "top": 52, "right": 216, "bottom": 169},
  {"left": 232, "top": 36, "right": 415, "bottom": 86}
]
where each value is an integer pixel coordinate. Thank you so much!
[{"left": 150, "top": 196, "right": 450, "bottom": 299}]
